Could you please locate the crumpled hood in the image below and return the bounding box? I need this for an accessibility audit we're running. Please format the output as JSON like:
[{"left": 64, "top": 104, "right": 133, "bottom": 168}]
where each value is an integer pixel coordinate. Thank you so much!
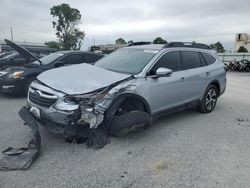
[{"left": 37, "top": 63, "right": 131, "bottom": 95}]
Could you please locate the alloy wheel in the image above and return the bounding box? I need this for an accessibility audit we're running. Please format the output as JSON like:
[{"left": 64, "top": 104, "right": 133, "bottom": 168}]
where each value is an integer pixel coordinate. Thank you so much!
[{"left": 205, "top": 88, "right": 217, "bottom": 111}]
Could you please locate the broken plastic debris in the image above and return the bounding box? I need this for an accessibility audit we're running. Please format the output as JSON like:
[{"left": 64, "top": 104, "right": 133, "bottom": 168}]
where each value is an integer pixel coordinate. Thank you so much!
[
  {"left": 0, "top": 107, "right": 41, "bottom": 171},
  {"left": 0, "top": 106, "right": 110, "bottom": 171}
]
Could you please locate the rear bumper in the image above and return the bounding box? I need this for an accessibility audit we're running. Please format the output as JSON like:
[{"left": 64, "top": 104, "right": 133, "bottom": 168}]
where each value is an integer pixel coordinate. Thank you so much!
[{"left": 219, "top": 76, "right": 227, "bottom": 97}]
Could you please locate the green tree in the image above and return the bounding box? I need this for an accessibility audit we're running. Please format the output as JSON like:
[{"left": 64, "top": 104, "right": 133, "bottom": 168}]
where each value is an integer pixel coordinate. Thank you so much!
[
  {"left": 127, "top": 40, "right": 134, "bottom": 44},
  {"left": 153, "top": 37, "right": 167, "bottom": 44},
  {"left": 50, "top": 3, "right": 85, "bottom": 50},
  {"left": 45, "top": 41, "right": 62, "bottom": 49},
  {"left": 115, "top": 38, "right": 126, "bottom": 45},
  {"left": 209, "top": 42, "right": 225, "bottom": 53},
  {"left": 237, "top": 46, "right": 248, "bottom": 53}
]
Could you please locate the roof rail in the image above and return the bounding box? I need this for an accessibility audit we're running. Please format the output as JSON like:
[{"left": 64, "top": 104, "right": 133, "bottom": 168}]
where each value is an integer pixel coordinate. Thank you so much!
[
  {"left": 127, "top": 41, "right": 152, "bottom": 46},
  {"left": 164, "top": 42, "right": 211, "bottom": 50}
]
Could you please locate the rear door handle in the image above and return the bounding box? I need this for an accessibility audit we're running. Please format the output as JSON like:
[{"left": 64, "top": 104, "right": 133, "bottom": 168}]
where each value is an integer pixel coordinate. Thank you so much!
[{"left": 179, "top": 77, "right": 186, "bottom": 82}]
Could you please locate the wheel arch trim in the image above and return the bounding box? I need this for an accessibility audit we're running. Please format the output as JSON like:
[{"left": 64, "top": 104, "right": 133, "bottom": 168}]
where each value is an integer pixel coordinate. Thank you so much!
[{"left": 208, "top": 79, "right": 221, "bottom": 94}]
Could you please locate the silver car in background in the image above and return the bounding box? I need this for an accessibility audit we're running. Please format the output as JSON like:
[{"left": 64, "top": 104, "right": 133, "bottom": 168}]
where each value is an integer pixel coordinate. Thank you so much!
[{"left": 26, "top": 42, "right": 226, "bottom": 138}]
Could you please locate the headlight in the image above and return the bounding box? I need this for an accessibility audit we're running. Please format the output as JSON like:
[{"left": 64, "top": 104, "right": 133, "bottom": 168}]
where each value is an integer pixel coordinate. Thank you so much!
[
  {"left": 64, "top": 93, "right": 94, "bottom": 104},
  {"left": 0, "top": 71, "right": 8, "bottom": 77},
  {"left": 8, "top": 71, "right": 24, "bottom": 79},
  {"left": 64, "top": 91, "right": 108, "bottom": 105}
]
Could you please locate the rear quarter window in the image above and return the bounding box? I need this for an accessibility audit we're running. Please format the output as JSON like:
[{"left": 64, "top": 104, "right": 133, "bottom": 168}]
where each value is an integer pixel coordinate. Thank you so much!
[{"left": 202, "top": 53, "right": 216, "bottom": 65}]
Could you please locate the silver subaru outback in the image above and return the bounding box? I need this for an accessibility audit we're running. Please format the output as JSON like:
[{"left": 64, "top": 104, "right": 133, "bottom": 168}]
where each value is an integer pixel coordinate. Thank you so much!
[{"left": 26, "top": 42, "right": 226, "bottom": 138}]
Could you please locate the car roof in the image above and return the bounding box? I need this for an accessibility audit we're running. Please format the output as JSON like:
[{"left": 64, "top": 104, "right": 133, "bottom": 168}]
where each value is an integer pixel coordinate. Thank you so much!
[
  {"left": 125, "top": 44, "right": 211, "bottom": 51},
  {"left": 126, "top": 42, "right": 213, "bottom": 52}
]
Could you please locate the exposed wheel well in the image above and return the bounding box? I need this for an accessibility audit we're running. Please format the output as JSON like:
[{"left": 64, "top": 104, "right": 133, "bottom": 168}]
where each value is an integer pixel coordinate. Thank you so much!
[
  {"left": 118, "top": 97, "right": 150, "bottom": 114},
  {"left": 105, "top": 94, "right": 151, "bottom": 120},
  {"left": 104, "top": 94, "right": 151, "bottom": 134}
]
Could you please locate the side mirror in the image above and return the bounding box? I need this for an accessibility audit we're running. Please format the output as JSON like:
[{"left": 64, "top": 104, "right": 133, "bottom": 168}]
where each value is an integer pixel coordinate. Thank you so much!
[
  {"left": 155, "top": 67, "right": 173, "bottom": 77},
  {"left": 54, "top": 61, "right": 64, "bottom": 68}
]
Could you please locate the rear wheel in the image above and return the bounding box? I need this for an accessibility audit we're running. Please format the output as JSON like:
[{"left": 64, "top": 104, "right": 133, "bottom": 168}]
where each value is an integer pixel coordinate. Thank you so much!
[{"left": 198, "top": 85, "right": 218, "bottom": 113}]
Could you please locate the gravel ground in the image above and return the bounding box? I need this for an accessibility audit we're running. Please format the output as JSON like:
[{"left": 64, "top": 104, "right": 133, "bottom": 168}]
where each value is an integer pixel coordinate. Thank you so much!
[{"left": 0, "top": 72, "right": 250, "bottom": 188}]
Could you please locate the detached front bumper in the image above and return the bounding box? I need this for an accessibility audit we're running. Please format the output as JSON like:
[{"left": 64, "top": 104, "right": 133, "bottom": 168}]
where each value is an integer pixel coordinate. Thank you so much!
[{"left": 0, "top": 107, "right": 41, "bottom": 171}]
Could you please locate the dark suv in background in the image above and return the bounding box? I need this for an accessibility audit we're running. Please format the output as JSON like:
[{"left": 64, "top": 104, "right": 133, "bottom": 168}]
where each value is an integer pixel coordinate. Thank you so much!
[{"left": 0, "top": 41, "right": 104, "bottom": 95}]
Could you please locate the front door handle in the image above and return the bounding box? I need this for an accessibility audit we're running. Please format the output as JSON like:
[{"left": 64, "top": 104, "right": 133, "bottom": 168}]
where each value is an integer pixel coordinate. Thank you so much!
[
  {"left": 179, "top": 77, "right": 186, "bottom": 82},
  {"left": 205, "top": 72, "right": 210, "bottom": 76}
]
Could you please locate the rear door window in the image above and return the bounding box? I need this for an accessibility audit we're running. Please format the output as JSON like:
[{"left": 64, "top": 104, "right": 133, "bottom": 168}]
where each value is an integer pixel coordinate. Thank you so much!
[
  {"left": 181, "top": 51, "right": 202, "bottom": 70},
  {"left": 202, "top": 52, "right": 216, "bottom": 65}
]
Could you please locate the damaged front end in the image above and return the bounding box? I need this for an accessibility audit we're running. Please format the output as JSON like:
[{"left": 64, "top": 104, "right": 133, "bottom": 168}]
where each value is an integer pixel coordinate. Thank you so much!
[
  {"left": 26, "top": 76, "right": 141, "bottom": 144},
  {"left": 72, "top": 77, "right": 152, "bottom": 136},
  {"left": 33, "top": 74, "right": 151, "bottom": 140},
  {"left": 70, "top": 76, "right": 141, "bottom": 129},
  {"left": 0, "top": 76, "right": 152, "bottom": 171},
  {"left": 29, "top": 74, "right": 152, "bottom": 139}
]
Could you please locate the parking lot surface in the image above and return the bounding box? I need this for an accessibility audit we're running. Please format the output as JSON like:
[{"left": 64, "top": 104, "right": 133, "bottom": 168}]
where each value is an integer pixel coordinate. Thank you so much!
[{"left": 0, "top": 72, "right": 250, "bottom": 188}]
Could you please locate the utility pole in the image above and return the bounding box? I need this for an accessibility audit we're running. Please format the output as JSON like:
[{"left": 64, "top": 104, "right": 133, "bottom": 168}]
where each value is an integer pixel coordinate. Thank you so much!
[
  {"left": 10, "top": 27, "right": 13, "bottom": 41},
  {"left": 93, "top": 37, "right": 95, "bottom": 46}
]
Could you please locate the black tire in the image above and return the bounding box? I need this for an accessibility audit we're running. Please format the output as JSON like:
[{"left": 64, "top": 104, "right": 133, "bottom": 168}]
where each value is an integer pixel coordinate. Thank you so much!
[
  {"left": 110, "top": 111, "right": 151, "bottom": 136},
  {"left": 106, "top": 98, "right": 151, "bottom": 136},
  {"left": 198, "top": 85, "right": 218, "bottom": 113},
  {"left": 24, "top": 77, "right": 35, "bottom": 96}
]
